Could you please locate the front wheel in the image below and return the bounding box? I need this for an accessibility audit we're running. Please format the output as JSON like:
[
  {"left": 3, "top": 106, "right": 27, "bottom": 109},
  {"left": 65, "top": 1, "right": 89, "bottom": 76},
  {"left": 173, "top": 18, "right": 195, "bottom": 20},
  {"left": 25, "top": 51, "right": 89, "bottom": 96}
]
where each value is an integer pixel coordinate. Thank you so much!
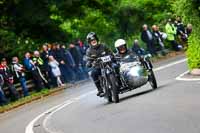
[
  {"left": 101, "top": 77, "right": 112, "bottom": 103},
  {"left": 107, "top": 90, "right": 112, "bottom": 103},
  {"left": 148, "top": 70, "right": 157, "bottom": 89},
  {"left": 109, "top": 74, "right": 119, "bottom": 103}
]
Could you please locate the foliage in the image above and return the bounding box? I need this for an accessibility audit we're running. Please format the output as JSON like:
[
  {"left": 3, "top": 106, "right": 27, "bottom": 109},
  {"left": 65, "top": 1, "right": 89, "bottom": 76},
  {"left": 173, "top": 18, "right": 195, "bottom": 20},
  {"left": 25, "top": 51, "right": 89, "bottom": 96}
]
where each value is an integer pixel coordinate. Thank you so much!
[
  {"left": 0, "top": 0, "right": 177, "bottom": 58},
  {"left": 172, "top": 0, "right": 200, "bottom": 69}
]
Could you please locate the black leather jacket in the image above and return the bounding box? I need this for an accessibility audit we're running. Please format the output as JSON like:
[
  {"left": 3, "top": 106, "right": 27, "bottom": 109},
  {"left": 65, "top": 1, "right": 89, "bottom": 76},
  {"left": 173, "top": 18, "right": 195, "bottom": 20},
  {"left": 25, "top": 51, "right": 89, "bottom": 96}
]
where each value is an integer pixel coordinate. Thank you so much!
[
  {"left": 115, "top": 49, "right": 137, "bottom": 61},
  {"left": 86, "top": 44, "right": 113, "bottom": 68}
]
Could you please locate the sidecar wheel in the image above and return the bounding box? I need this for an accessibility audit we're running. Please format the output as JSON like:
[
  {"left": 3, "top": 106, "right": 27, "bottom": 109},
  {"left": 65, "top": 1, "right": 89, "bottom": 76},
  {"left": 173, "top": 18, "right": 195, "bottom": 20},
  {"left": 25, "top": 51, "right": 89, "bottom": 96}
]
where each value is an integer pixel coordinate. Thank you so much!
[
  {"left": 148, "top": 70, "right": 157, "bottom": 89},
  {"left": 107, "top": 90, "right": 113, "bottom": 103},
  {"left": 109, "top": 74, "right": 119, "bottom": 103}
]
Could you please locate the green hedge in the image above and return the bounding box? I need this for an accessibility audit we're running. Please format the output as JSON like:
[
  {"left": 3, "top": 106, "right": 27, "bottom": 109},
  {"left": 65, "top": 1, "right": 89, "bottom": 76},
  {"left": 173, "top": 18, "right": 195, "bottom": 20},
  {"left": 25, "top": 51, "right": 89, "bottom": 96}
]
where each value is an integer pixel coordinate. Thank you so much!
[{"left": 172, "top": 0, "right": 200, "bottom": 69}]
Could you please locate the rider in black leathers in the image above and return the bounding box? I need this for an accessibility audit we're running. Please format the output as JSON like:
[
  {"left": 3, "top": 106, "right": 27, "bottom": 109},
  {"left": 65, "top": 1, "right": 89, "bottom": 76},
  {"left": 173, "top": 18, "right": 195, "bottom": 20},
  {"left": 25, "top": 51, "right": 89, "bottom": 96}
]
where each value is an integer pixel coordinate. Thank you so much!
[{"left": 86, "top": 32, "right": 113, "bottom": 97}]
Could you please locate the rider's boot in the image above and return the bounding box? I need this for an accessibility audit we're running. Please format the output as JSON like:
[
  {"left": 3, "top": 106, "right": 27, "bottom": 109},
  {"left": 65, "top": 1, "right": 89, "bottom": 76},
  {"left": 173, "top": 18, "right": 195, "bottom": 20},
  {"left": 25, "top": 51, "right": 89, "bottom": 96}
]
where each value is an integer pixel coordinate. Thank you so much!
[
  {"left": 95, "top": 81, "right": 104, "bottom": 97},
  {"left": 97, "top": 90, "right": 104, "bottom": 97}
]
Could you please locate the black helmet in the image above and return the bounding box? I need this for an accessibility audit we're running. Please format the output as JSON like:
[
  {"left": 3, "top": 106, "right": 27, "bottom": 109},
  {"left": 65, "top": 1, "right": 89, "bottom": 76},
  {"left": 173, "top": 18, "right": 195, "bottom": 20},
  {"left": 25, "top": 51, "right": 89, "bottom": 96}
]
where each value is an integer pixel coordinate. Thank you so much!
[{"left": 86, "top": 32, "right": 99, "bottom": 43}]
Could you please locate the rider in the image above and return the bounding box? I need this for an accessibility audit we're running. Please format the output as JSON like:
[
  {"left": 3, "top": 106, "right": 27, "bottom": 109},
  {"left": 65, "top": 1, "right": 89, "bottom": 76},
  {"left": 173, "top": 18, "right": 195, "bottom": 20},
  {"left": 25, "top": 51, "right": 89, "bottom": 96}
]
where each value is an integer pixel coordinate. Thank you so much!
[
  {"left": 86, "top": 32, "right": 113, "bottom": 97},
  {"left": 114, "top": 39, "right": 137, "bottom": 59},
  {"left": 114, "top": 39, "right": 152, "bottom": 70}
]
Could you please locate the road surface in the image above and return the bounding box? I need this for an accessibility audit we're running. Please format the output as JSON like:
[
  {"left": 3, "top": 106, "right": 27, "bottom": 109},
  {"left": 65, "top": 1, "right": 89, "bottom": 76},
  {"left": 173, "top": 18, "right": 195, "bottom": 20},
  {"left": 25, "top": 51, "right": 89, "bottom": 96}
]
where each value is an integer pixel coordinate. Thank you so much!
[{"left": 1, "top": 54, "right": 200, "bottom": 133}]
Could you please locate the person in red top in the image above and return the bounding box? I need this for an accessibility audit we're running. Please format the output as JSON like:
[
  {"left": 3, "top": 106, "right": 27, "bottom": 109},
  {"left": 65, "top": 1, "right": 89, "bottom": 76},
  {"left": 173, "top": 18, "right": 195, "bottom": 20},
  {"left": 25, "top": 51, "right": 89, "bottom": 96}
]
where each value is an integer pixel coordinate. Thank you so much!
[{"left": 0, "top": 58, "right": 19, "bottom": 101}]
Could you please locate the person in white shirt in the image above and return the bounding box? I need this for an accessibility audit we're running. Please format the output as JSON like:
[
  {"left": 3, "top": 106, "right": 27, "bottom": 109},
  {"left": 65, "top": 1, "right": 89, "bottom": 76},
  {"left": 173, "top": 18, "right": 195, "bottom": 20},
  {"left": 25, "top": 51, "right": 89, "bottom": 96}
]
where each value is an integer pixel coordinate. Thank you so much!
[
  {"left": 12, "top": 57, "right": 29, "bottom": 96},
  {"left": 48, "top": 56, "right": 64, "bottom": 87}
]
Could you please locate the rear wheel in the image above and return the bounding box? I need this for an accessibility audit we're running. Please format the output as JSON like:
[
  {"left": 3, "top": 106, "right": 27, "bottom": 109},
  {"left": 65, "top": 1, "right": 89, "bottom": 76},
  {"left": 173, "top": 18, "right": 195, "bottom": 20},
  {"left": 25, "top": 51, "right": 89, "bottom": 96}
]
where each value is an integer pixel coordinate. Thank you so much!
[
  {"left": 148, "top": 70, "right": 157, "bottom": 89},
  {"left": 109, "top": 74, "right": 119, "bottom": 103}
]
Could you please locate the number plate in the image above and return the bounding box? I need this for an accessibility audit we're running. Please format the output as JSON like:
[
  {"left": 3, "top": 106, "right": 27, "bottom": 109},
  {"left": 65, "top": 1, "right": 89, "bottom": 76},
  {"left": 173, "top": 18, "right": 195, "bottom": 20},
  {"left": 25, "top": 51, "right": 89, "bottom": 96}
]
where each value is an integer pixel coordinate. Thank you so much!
[{"left": 101, "top": 56, "right": 111, "bottom": 63}]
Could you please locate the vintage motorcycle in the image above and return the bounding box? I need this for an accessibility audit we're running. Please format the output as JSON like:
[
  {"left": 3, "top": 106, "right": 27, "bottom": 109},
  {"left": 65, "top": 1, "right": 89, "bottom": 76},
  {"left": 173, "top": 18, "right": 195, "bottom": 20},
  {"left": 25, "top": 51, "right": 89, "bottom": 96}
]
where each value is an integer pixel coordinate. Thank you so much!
[
  {"left": 92, "top": 54, "right": 120, "bottom": 103},
  {"left": 92, "top": 53, "right": 157, "bottom": 103}
]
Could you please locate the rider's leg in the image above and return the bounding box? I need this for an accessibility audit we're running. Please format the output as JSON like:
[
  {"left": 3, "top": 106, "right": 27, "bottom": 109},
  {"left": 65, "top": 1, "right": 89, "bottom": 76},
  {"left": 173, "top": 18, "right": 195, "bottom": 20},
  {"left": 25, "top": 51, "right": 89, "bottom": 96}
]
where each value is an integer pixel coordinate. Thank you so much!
[{"left": 89, "top": 68, "right": 104, "bottom": 96}]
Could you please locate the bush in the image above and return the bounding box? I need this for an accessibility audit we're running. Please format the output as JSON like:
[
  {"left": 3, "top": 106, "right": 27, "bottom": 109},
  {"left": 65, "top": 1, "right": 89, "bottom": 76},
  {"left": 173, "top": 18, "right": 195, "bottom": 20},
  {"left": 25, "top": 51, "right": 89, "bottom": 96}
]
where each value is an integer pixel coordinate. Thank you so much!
[{"left": 172, "top": 0, "right": 200, "bottom": 69}]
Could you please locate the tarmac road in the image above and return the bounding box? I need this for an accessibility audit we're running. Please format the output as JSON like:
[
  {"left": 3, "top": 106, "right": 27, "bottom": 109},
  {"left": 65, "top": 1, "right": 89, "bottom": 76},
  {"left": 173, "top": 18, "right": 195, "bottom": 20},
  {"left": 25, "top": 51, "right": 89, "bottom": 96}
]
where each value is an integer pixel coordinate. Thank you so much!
[{"left": 1, "top": 54, "right": 200, "bottom": 133}]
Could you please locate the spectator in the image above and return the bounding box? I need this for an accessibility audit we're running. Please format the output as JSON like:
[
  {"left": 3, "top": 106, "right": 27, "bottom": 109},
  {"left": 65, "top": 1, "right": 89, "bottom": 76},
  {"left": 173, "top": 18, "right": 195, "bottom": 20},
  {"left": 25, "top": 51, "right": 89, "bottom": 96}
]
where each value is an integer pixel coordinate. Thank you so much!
[
  {"left": 185, "top": 23, "right": 192, "bottom": 37},
  {"left": 47, "top": 43, "right": 52, "bottom": 51},
  {"left": 0, "top": 58, "right": 19, "bottom": 100},
  {"left": 11, "top": 57, "right": 29, "bottom": 97},
  {"left": 69, "top": 42, "right": 88, "bottom": 80},
  {"left": 61, "top": 45, "right": 77, "bottom": 83},
  {"left": 175, "top": 17, "right": 187, "bottom": 42},
  {"left": 141, "top": 24, "right": 157, "bottom": 56},
  {"left": 49, "top": 43, "right": 57, "bottom": 58},
  {"left": 76, "top": 39, "right": 88, "bottom": 55},
  {"left": 23, "top": 52, "right": 44, "bottom": 91},
  {"left": 165, "top": 19, "right": 182, "bottom": 51},
  {"left": 48, "top": 43, "right": 58, "bottom": 86},
  {"left": 54, "top": 43, "right": 69, "bottom": 83},
  {"left": 48, "top": 56, "right": 64, "bottom": 87},
  {"left": 75, "top": 41, "right": 89, "bottom": 79},
  {"left": 41, "top": 44, "right": 50, "bottom": 77},
  {"left": 0, "top": 74, "right": 8, "bottom": 106},
  {"left": 156, "top": 26, "right": 168, "bottom": 41},
  {"left": 175, "top": 17, "right": 185, "bottom": 35},
  {"left": 152, "top": 25, "right": 166, "bottom": 55},
  {"left": 33, "top": 50, "right": 50, "bottom": 89},
  {"left": 132, "top": 39, "right": 146, "bottom": 56},
  {"left": 40, "top": 44, "right": 52, "bottom": 86}
]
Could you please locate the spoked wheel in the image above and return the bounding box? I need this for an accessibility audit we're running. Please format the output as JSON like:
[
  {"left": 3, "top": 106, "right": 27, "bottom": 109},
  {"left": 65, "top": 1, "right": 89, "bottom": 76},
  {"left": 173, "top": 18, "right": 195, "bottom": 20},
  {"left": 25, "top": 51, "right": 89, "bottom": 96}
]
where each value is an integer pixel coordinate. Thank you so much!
[
  {"left": 148, "top": 70, "right": 157, "bottom": 89},
  {"left": 101, "top": 77, "right": 112, "bottom": 103},
  {"left": 109, "top": 74, "right": 119, "bottom": 103}
]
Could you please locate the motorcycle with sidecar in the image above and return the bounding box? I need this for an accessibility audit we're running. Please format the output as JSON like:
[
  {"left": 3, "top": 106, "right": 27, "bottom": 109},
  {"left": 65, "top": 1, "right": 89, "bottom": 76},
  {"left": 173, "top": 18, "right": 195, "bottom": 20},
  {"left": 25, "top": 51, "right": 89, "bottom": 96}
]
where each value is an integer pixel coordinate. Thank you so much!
[{"left": 91, "top": 53, "right": 157, "bottom": 103}]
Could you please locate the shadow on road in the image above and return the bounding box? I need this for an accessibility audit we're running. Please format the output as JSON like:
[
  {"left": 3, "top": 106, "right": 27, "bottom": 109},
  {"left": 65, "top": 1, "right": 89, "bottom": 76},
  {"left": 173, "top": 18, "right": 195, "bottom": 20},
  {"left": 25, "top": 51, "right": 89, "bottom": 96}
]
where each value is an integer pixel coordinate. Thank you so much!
[{"left": 119, "top": 83, "right": 169, "bottom": 103}]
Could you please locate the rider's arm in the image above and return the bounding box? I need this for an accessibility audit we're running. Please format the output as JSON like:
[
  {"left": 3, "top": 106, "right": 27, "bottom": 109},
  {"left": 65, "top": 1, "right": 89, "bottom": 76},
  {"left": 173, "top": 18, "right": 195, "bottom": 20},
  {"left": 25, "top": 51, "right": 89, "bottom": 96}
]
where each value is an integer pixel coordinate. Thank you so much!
[{"left": 85, "top": 49, "right": 94, "bottom": 68}]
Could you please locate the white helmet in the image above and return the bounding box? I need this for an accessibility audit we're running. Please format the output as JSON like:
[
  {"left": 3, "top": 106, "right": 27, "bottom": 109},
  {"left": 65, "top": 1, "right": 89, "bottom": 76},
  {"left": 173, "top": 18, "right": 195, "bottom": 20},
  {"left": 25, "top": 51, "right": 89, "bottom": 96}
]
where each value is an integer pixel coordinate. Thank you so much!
[{"left": 114, "top": 39, "right": 126, "bottom": 48}]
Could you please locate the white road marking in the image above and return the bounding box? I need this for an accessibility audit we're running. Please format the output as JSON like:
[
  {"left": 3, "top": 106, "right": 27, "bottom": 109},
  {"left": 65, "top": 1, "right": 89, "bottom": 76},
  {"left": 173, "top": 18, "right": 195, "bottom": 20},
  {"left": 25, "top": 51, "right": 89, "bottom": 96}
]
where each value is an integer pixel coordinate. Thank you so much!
[
  {"left": 176, "top": 70, "right": 200, "bottom": 81},
  {"left": 153, "top": 58, "right": 187, "bottom": 71},
  {"left": 25, "top": 58, "right": 187, "bottom": 133},
  {"left": 43, "top": 92, "right": 95, "bottom": 133},
  {"left": 25, "top": 91, "right": 95, "bottom": 133}
]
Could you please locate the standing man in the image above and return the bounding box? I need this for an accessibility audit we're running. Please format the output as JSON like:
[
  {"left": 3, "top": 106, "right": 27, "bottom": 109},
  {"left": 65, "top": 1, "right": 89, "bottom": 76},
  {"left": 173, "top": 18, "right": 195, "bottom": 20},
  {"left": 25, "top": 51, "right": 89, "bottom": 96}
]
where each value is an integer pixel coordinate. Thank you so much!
[
  {"left": 152, "top": 25, "right": 166, "bottom": 54},
  {"left": 54, "top": 43, "right": 69, "bottom": 83},
  {"left": 33, "top": 50, "right": 50, "bottom": 89},
  {"left": 69, "top": 42, "right": 88, "bottom": 80},
  {"left": 165, "top": 19, "right": 181, "bottom": 51},
  {"left": 40, "top": 44, "right": 51, "bottom": 82},
  {"left": 141, "top": 24, "right": 157, "bottom": 56}
]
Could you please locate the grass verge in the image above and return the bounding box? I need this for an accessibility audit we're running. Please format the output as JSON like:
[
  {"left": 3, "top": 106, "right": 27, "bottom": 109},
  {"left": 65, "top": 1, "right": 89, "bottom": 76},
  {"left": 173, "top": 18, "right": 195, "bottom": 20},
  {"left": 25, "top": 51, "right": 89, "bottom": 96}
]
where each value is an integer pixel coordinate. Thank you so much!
[{"left": 0, "top": 87, "right": 65, "bottom": 113}]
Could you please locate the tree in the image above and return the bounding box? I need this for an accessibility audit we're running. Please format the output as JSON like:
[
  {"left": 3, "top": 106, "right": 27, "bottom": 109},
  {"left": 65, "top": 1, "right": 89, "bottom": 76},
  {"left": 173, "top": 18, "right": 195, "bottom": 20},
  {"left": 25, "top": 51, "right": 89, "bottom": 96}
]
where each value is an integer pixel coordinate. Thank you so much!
[{"left": 0, "top": 0, "right": 172, "bottom": 58}]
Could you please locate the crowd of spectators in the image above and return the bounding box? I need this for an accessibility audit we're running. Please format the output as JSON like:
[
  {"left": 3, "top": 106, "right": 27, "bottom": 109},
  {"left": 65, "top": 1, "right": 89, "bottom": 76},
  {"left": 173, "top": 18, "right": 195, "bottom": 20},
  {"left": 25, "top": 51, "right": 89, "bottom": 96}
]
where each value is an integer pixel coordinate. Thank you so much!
[
  {"left": 139, "top": 17, "right": 192, "bottom": 56},
  {"left": 0, "top": 17, "right": 192, "bottom": 106},
  {"left": 0, "top": 40, "right": 89, "bottom": 106}
]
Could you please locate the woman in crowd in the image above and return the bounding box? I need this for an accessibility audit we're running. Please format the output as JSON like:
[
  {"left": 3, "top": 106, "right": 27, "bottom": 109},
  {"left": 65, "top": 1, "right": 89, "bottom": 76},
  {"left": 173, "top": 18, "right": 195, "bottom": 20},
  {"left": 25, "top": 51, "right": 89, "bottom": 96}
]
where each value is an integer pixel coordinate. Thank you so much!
[{"left": 48, "top": 56, "right": 64, "bottom": 87}]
